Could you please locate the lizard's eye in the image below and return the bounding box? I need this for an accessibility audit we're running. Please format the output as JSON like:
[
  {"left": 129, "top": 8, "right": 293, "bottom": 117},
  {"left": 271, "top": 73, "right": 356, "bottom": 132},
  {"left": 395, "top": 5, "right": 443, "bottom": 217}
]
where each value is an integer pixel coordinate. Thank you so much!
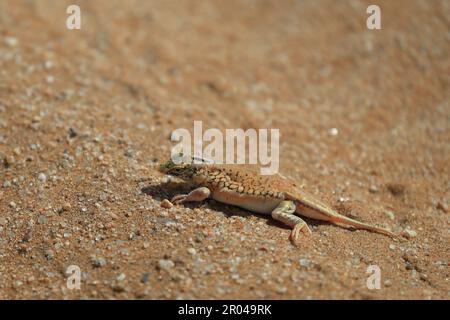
[{"left": 171, "top": 167, "right": 183, "bottom": 175}]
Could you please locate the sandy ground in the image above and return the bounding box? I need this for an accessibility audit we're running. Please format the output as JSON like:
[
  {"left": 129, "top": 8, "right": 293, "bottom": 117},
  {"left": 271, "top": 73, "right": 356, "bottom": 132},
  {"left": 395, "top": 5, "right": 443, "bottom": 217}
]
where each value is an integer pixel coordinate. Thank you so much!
[{"left": 0, "top": 0, "right": 449, "bottom": 299}]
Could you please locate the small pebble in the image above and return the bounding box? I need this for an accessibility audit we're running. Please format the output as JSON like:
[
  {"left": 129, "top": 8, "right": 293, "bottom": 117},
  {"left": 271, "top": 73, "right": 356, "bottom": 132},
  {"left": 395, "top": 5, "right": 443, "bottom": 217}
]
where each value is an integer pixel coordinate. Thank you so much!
[
  {"left": 46, "top": 75, "right": 55, "bottom": 84},
  {"left": 44, "top": 60, "right": 53, "bottom": 69},
  {"left": 38, "top": 215, "right": 47, "bottom": 225},
  {"left": 112, "top": 284, "right": 125, "bottom": 293},
  {"left": 160, "top": 199, "right": 173, "bottom": 209},
  {"left": 38, "top": 173, "right": 47, "bottom": 182},
  {"left": 44, "top": 249, "right": 54, "bottom": 260},
  {"left": 405, "top": 261, "right": 414, "bottom": 270},
  {"left": 4, "top": 36, "right": 18, "bottom": 47},
  {"left": 383, "top": 209, "right": 396, "bottom": 220},
  {"left": 141, "top": 273, "right": 150, "bottom": 283},
  {"left": 419, "top": 273, "right": 428, "bottom": 281},
  {"left": 436, "top": 202, "right": 448, "bottom": 213},
  {"left": 299, "top": 258, "right": 310, "bottom": 267},
  {"left": 276, "top": 286, "right": 288, "bottom": 294},
  {"left": 386, "top": 183, "right": 405, "bottom": 197},
  {"left": 158, "top": 259, "right": 174, "bottom": 271},
  {"left": 328, "top": 128, "right": 338, "bottom": 136},
  {"left": 4, "top": 155, "right": 15, "bottom": 166},
  {"left": 62, "top": 202, "right": 72, "bottom": 211},
  {"left": 22, "top": 229, "right": 33, "bottom": 242},
  {"left": 187, "top": 248, "right": 197, "bottom": 255},
  {"left": 92, "top": 257, "right": 107, "bottom": 268},
  {"left": 402, "top": 228, "right": 417, "bottom": 239}
]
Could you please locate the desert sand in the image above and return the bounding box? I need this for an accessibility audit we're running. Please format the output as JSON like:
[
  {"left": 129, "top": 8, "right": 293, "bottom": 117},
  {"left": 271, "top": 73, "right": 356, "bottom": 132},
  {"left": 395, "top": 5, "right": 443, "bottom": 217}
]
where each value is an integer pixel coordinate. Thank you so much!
[{"left": 0, "top": 0, "right": 448, "bottom": 299}]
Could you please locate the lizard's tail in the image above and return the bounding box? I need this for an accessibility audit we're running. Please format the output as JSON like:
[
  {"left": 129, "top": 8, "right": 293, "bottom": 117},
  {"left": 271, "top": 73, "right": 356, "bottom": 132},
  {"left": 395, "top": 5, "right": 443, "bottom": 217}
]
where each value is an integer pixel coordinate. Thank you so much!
[
  {"left": 294, "top": 200, "right": 398, "bottom": 238},
  {"left": 327, "top": 213, "right": 398, "bottom": 237}
]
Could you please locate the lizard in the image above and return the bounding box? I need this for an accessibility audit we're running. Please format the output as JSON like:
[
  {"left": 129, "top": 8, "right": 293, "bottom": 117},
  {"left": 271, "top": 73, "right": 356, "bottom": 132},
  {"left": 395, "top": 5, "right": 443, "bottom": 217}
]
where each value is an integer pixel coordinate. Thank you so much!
[{"left": 158, "top": 157, "right": 398, "bottom": 245}]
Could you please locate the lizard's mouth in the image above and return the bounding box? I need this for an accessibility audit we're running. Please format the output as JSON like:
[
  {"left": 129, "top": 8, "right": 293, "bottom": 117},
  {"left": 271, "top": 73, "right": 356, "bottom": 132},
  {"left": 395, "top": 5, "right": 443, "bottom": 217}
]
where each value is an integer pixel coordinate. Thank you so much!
[
  {"left": 159, "top": 160, "right": 176, "bottom": 173},
  {"left": 166, "top": 167, "right": 179, "bottom": 175},
  {"left": 159, "top": 160, "right": 185, "bottom": 176}
]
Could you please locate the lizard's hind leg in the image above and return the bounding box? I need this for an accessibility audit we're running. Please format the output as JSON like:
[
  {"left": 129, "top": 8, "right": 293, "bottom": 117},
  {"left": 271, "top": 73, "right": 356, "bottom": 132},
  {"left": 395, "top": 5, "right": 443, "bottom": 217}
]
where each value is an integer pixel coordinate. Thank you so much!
[
  {"left": 271, "top": 200, "right": 312, "bottom": 245},
  {"left": 171, "top": 187, "right": 211, "bottom": 204}
]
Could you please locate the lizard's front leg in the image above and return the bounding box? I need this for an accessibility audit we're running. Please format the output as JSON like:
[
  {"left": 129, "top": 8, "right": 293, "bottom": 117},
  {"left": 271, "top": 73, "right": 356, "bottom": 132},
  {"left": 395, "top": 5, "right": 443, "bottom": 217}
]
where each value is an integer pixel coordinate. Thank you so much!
[
  {"left": 271, "top": 200, "right": 312, "bottom": 246},
  {"left": 171, "top": 187, "right": 211, "bottom": 204}
]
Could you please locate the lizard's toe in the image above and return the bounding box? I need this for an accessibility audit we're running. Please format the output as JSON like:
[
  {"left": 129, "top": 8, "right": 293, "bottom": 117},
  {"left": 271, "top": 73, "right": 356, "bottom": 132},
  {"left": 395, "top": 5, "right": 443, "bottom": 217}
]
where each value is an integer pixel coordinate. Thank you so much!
[
  {"left": 171, "top": 194, "right": 187, "bottom": 204},
  {"left": 289, "top": 223, "right": 312, "bottom": 246}
]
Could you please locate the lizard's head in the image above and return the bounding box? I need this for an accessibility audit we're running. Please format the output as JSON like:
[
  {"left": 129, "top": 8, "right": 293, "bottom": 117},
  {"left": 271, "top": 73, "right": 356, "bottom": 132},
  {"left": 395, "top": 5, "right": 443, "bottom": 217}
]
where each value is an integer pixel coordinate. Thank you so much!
[{"left": 158, "top": 155, "right": 197, "bottom": 180}]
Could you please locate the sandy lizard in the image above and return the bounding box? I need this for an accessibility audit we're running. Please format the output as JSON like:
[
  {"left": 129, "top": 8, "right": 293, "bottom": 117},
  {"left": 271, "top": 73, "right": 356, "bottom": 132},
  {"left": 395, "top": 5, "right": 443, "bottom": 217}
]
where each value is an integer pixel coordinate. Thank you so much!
[{"left": 158, "top": 158, "right": 397, "bottom": 245}]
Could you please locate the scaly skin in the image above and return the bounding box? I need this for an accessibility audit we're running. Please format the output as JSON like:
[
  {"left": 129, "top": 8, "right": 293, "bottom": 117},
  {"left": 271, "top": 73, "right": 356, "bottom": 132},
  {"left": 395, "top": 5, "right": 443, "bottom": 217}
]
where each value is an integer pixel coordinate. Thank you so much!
[{"left": 159, "top": 159, "right": 397, "bottom": 245}]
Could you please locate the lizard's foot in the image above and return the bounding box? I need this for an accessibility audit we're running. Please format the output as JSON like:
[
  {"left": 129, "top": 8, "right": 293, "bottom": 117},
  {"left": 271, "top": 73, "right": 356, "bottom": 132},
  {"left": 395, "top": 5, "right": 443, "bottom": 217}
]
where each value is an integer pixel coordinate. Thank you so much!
[
  {"left": 171, "top": 187, "right": 211, "bottom": 205},
  {"left": 271, "top": 200, "right": 311, "bottom": 246},
  {"left": 171, "top": 194, "right": 188, "bottom": 204},
  {"left": 289, "top": 222, "right": 312, "bottom": 246}
]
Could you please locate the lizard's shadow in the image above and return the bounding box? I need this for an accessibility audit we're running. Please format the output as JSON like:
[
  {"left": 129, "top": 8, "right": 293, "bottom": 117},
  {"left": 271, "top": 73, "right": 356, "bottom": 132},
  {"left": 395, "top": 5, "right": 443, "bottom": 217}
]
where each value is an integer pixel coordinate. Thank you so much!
[
  {"left": 141, "top": 182, "right": 324, "bottom": 230},
  {"left": 141, "top": 181, "right": 193, "bottom": 201}
]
